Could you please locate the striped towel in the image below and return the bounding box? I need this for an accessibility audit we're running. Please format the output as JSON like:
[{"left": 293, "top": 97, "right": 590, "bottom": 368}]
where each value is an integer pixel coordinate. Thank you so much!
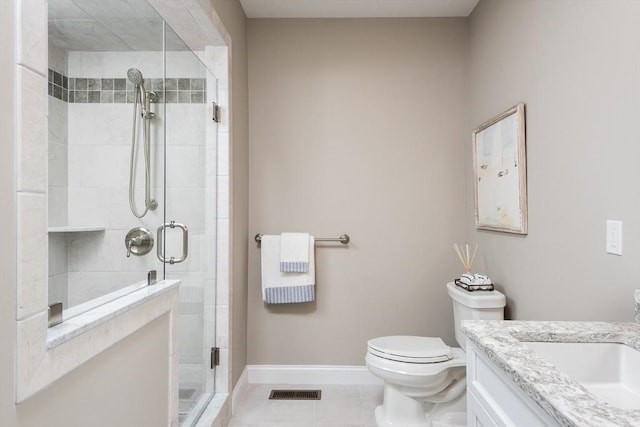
[
  {"left": 280, "top": 232, "right": 311, "bottom": 272},
  {"left": 261, "top": 234, "right": 315, "bottom": 304}
]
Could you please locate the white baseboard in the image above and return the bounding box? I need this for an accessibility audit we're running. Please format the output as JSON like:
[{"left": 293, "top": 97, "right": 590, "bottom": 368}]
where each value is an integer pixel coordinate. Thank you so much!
[{"left": 245, "top": 365, "right": 383, "bottom": 386}]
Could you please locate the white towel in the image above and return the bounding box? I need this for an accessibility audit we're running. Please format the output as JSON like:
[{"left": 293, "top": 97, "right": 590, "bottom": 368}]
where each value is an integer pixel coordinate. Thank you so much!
[
  {"left": 280, "top": 232, "right": 310, "bottom": 272},
  {"left": 261, "top": 234, "right": 315, "bottom": 304}
]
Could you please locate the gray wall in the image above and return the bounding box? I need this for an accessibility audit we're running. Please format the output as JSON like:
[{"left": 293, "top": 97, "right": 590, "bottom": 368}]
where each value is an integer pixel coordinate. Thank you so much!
[
  {"left": 210, "top": 0, "right": 249, "bottom": 389},
  {"left": 468, "top": 0, "right": 640, "bottom": 321},
  {"left": 247, "top": 18, "right": 469, "bottom": 364}
]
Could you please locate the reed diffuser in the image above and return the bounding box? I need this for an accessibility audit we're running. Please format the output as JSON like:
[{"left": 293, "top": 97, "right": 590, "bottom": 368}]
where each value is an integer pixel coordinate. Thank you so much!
[{"left": 453, "top": 243, "right": 477, "bottom": 273}]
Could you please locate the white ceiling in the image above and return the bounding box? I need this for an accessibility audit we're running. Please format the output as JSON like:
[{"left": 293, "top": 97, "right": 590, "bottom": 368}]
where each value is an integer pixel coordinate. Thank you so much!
[{"left": 239, "top": 0, "right": 480, "bottom": 18}]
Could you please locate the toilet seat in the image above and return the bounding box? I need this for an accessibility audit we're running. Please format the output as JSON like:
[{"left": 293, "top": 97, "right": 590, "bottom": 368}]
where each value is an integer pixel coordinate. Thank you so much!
[{"left": 367, "top": 336, "right": 453, "bottom": 363}]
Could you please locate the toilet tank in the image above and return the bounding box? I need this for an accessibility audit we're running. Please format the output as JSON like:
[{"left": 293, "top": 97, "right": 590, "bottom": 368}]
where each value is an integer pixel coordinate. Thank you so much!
[{"left": 446, "top": 281, "right": 506, "bottom": 350}]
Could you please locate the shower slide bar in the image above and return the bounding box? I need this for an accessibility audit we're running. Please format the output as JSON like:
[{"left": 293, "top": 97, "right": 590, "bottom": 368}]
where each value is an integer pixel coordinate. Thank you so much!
[{"left": 254, "top": 233, "right": 350, "bottom": 248}]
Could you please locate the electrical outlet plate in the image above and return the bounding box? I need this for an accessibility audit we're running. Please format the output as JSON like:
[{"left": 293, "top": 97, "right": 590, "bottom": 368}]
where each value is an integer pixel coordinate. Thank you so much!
[{"left": 606, "top": 220, "right": 622, "bottom": 255}]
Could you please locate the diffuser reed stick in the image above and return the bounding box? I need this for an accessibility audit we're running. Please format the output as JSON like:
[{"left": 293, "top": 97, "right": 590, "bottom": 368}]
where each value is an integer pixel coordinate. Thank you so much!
[{"left": 453, "top": 243, "right": 477, "bottom": 273}]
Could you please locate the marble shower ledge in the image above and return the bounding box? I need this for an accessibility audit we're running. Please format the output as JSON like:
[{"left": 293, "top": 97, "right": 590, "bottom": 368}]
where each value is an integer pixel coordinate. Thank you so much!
[
  {"left": 47, "top": 280, "right": 180, "bottom": 349},
  {"left": 462, "top": 320, "right": 640, "bottom": 427}
]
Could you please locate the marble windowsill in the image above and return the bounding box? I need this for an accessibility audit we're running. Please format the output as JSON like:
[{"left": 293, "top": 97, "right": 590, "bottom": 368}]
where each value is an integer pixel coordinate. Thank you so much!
[{"left": 462, "top": 320, "right": 640, "bottom": 427}]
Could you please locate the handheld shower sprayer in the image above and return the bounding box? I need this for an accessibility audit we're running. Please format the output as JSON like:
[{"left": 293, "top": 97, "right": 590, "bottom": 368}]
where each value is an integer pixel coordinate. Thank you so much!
[
  {"left": 128, "top": 67, "right": 158, "bottom": 218},
  {"left": 127, "top": 69, "right": 144, "bottom": 101},
  {"left": 128, "top": 68, "right": 158, "bottom": 117},
  {"left": 127, "top": 67, "right": 144, "bottom": 86}
]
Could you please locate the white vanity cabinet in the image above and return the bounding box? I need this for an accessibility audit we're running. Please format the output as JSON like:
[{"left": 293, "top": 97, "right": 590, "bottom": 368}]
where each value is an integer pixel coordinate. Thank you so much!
[{"left": 465, "top": 341, "right": 559, "bottom": 427}]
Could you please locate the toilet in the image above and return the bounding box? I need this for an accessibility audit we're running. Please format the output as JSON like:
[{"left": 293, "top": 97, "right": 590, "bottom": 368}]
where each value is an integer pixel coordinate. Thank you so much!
[{"left": 365, "top": 281, "right": 506, "bottom": 427}]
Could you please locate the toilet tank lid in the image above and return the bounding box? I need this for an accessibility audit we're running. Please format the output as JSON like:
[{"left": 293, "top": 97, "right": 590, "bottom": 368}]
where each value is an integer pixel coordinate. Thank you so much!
[{"left": 446, "top": 282, "right": 506, "bottom": 308}]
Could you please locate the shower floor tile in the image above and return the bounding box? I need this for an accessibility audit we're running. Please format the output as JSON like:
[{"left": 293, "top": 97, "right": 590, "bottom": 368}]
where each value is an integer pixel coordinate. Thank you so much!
[
  {"left": 179, "top": 383, "right": 204, "bottom": 419},
  {"left": 229, "top": 384, "right": 382, "bottom": 427},
  {"left": 180, "top": 388, "right": 197, "bottom": 400}
]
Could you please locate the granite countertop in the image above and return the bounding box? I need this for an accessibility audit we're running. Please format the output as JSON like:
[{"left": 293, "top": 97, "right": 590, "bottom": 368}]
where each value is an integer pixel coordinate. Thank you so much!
[{"left": 462, "top": 320, "right": 640, "bottom": 427}]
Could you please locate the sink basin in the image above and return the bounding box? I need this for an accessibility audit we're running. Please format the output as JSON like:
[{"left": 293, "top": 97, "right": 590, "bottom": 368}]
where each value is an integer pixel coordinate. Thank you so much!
[{"left": 522, "top": 342, "right": 640, "bottom": 410}]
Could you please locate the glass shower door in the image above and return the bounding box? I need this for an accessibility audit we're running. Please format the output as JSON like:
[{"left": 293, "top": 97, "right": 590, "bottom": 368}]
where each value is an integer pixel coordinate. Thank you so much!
[{"left": 161, "top": 23, "right": 218, "bottom": 426}]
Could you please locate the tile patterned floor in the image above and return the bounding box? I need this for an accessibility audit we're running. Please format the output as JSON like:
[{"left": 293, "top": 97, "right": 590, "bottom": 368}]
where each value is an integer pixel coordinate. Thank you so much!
[
  {"left": 179, "top": 384, "right": 204, "bottom": 423},
  {"left": 229, "top": 384, "right": 383, "bottom": 427}
]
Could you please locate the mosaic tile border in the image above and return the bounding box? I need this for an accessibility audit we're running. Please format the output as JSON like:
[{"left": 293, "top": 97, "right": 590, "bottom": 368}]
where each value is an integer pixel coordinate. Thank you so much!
[{"left": 48, "top": 69, "right": 206, "bottom": 104}]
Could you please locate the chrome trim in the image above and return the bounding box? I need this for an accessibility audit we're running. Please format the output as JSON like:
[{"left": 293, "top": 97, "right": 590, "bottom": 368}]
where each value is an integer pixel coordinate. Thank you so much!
[
  {"left": 157, "top": 221, "right": 189, "bottom": 264},
  {"left": 255, "top": 233, "right": 350, "bottom": 248},
  {"left": 48, "top": 302, "right": 63, "bottom": 327},
  {"left": 125, "top": 227, "right": 154, "bottom": 257}
]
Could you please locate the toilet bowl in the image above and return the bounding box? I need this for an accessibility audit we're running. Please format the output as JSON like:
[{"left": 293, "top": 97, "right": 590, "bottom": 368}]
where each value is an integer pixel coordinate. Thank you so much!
[
  {"left": 366, "top": 336, "right": 467, "bottom": 426},
  {"left": 365, "top": 282, "right": 506, "bottom": 427}
]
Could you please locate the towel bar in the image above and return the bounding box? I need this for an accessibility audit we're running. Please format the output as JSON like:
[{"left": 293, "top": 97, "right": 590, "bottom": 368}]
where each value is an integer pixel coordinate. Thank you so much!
[{"left": 254, "top": 233, "right": 350, "bottom": 247}]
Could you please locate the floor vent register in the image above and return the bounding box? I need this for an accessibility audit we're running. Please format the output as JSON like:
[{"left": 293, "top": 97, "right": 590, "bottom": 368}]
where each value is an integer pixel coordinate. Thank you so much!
[{"left": 268, "top": 389, "right": 322, "bottom": 400}]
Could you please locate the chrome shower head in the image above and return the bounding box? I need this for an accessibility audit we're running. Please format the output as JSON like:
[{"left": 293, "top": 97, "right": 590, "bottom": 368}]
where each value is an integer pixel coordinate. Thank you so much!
[{"left": 127, "top": 68, "right": 144, "bottom": 86}]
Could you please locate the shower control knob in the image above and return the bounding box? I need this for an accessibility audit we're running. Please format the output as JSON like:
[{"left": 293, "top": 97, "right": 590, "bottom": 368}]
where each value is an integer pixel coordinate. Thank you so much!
[{"left": 125, "top": 227, "right": 154, "bottom": 257}]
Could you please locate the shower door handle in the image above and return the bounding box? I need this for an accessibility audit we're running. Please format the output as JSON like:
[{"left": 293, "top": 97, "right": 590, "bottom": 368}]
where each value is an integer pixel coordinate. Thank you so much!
[{"left": 157, "top": 221, "right": 189, "bottom": 264}]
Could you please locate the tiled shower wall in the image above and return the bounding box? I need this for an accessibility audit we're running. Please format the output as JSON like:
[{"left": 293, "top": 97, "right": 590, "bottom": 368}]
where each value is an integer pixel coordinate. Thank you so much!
[
  {"left": 48, "top": 68, "right": 206, "bottom": 104},
  {"left": 48, "top": 45, "right": 69, "bottom": 306}
]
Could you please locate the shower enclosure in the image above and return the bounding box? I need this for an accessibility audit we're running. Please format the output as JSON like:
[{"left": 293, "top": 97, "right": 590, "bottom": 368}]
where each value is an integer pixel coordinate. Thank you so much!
[{"left": 47, "top": 0, "right": 221, "bottom": 424}]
